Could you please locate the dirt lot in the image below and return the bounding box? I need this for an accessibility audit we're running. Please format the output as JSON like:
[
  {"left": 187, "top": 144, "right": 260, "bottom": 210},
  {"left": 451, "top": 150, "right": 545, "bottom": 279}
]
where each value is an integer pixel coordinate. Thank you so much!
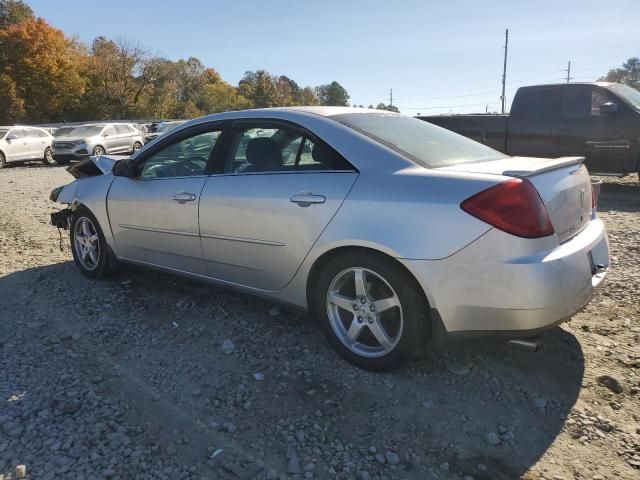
[{"left": 0, "top": 164, "right": 638, "bottom": 480}]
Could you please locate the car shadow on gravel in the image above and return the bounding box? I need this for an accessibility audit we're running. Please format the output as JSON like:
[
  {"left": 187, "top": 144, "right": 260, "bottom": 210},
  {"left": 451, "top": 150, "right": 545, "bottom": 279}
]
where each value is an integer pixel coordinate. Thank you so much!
[
  {"left": 598, "top": 182, "right": 640, "bottom": 213},
  {"left": 2, "top": 261, "right": 585, "bottom": 479}
]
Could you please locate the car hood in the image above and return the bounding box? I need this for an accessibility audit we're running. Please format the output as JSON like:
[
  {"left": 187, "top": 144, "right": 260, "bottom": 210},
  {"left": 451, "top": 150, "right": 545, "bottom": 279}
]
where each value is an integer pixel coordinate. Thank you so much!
[
  {"left": 53, "top": 136, "right": 92, "bottom": 142},
  {"left": 66, "top": 155, "right": 127, "bottom": 179}
]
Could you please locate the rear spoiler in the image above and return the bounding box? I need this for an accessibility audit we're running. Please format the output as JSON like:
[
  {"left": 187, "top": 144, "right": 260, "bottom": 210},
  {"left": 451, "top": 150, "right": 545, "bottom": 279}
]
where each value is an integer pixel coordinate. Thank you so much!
[{"left": 502, "top": 156, "right": 585, "bottom": 178}]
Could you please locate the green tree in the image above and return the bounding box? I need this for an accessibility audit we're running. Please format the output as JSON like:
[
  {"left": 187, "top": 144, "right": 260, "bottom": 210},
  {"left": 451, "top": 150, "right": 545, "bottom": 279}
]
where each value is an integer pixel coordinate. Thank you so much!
[
  {"left": 239, "top": 70, "right": 278, "bottom": 107},
  {"left": 600, "top": 57, "right": 640, "bottom": 90},
  {"left": 375, "top": 102, "right": 400, "bottom": 113},
  {"left": 0, "top": 0, "right": 33, "bottom": 29},
  {"left": 316, "top": 81, "right": 350, "bottom": 106},
  {"left": 298, "top": 86, "right": 319, "bottom": 105},
  {"left": 198, "top": 81, "right": 250, "bottom": 114}
]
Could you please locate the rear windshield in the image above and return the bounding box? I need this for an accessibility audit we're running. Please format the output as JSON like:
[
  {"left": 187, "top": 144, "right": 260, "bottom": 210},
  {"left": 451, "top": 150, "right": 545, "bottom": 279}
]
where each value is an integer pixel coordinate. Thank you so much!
[
  {"left": 607, "top": 84, "right": 640, "bottom": 110},
  {"left": 330, "top": 112, "right": 507, "bottom": 168}
]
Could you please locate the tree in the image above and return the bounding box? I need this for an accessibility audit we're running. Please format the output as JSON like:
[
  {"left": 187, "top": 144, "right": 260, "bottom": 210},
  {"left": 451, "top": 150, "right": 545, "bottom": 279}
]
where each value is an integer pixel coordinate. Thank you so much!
[
  {"left": 198, "top": 81, "right": 250, "bottom": 114},
  {"left": 239, "top": 70, "right": 278, "bottom": 107},
  {"left": 600, "top": 57, "right": 640, "bottom": 90},
  {"left": 375, "top": 102, "right": 400, "bottom": 113},
  {"left": 0, "top": 18, "right": 86, "bottom": 123},
  {"left": 0, "top": 0, "right": 32, "bottom": 29},
  {"left": 316, "top": 81, "right": 350, "bottom": 106},
  {"left": 297, "top": 86, "right": 319, "bottom": 106}
]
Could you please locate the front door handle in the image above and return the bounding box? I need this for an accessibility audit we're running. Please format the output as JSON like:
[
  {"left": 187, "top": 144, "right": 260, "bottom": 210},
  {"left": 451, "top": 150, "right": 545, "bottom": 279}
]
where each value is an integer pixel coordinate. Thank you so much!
[
  {"left": 172, "top": 192, "right": 196, "bottom": 203},
  {"left": 290, "top": 191, "right": 326, "bottom": 207}
]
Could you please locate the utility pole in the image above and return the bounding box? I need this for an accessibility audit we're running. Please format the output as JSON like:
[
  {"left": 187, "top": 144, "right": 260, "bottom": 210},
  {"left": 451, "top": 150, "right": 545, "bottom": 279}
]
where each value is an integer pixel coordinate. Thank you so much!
[
  {"left": 500, "top": 28, "right": 509, "bottom": 114},
  {"left": 565, "top": 61, "right": 572, "bottom": 83},
  {"left": 389, "top": 88, "right": 393, "bottom": 107}
]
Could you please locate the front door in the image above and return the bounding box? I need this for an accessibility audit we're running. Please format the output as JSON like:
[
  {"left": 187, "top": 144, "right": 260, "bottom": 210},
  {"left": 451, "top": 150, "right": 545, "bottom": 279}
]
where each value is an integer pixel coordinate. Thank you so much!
[
  {"left": 199, "top": 121, "right": 358, "bottom": 290},
  {"left": 4, "top": 128, "right": 28, "bottom": 161},
  {"left": 554, "top": 84, "right": 635, "bottom": 175},
  {"left": 107, "top": 128, "right": 224, "bottom": 274}
]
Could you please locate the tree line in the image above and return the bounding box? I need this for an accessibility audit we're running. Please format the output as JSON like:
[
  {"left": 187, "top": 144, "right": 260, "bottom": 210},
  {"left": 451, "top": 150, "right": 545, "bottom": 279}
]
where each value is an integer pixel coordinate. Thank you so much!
[{"left": 0, "top": 0, "right": 376, "bottom": 125}]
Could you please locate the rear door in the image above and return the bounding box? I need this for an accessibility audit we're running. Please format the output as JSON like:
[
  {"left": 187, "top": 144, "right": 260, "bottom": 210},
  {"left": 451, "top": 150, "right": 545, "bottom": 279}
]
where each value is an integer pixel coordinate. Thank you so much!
[
  {"left": 508, "top": 86, "right": 561, "bottom": 157},
  {"left": 554, "top": 84, "right": 634, "bottom": 174},
  {"left": 199, "top": 120, "right": 358, "bottom": 290}
]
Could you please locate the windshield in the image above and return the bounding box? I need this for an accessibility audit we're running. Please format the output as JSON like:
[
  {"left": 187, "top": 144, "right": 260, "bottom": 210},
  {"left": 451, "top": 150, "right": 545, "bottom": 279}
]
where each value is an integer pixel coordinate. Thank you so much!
[
  {"left": 0, "top": 128, "right": 8, "bottom": 139},
  {"left": 54, "top": 127, "right": 76, "bottom": 137},
  {"left": 330, "top": 112, "right": 507, "bottom": 168},
  {"left": 67, "top": 125, "right": 105, "bottom": 137},
  {"left": 607, "top": 84, "right": 640, "bottom": 110}
]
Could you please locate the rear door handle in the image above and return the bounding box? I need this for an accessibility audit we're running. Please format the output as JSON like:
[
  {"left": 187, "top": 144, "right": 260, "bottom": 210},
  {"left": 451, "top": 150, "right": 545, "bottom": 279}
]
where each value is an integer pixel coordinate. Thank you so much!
[
  {"left": 290, "top": 192, "right": 326, "bottom": 206},
  {"left": 172, "top": 192, "right": 196, "bottom": 203}
]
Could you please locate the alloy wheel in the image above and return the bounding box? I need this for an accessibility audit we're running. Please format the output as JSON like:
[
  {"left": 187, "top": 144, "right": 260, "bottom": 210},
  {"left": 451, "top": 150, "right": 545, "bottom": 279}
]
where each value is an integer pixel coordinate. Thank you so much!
[
  {"left": 326, "top": 267, "right": 403, "bottom": 358},
  {"left": 74, "top": 217, "right": 100, "bottom": 271}
]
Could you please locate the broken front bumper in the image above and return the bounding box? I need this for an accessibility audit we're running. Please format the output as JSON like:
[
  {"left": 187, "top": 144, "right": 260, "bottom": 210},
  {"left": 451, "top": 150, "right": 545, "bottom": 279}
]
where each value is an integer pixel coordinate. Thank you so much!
[{"left": 51, "top": 209, "right": 72, "bottom": 229}]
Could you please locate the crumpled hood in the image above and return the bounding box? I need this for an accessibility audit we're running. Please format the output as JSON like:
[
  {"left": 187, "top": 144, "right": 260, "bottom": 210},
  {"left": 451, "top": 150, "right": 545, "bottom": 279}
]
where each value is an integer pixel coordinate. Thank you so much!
[{"left": 66, "top": 155, "right": 128, "bottom": 179}]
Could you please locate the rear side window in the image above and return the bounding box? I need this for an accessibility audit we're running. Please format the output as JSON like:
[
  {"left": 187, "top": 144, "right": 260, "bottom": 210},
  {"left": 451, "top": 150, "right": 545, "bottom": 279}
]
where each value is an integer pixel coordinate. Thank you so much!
[
  {"left": 561, "top": 86, "right": 591, "bottom": 117},
  {"left": 512, "top": 88, "right": 561, "bottom": 121},
  {"left": 330, "top": 112, "right": 507, "bottom": 169},
  {"left": 224, "top": 124, "right": 353, "bottom": 174}
]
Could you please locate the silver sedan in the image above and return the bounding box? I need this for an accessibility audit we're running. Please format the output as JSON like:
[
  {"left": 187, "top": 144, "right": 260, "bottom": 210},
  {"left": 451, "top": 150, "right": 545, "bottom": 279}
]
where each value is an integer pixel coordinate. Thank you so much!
[{"left": 49, "top": 107, "right": 609, "bottom": 370}]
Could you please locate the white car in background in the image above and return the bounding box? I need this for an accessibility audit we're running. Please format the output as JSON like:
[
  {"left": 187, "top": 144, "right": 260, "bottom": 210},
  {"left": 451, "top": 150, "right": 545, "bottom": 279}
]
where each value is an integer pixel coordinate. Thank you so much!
[
  {"left": 0, "top": 126, "right": 55, "bottom": 168},
  {"left": 52, "top": 123, "right": 144, "bottom": 165}
]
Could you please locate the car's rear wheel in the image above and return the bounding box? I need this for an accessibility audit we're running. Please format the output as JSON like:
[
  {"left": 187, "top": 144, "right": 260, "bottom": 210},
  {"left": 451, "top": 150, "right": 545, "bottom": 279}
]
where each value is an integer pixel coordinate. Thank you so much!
[
  {"left": 314, "top": 251, "right": 428, "bottom": 371},
  {"left": 93, "top": 146, "right": 105, "bottom": 156},
  {"left": 70, "top": 208, "right": 118, "bottom": 278},
  {"left": 43, "top": 147, "right": 55, "bottom": 165}
]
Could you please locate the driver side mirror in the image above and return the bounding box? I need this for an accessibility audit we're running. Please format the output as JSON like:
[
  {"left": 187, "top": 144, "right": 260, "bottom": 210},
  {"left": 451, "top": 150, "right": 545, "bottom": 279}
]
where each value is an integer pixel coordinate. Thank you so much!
[
  {"left": 600, "top": 102, "right": 619, "bottom": 115},
  {"left": 5, "top": 134, "right": 18, "bottom": 141},
  {"left": 113, "top": 159, "right": 137, "bottom": 178}
]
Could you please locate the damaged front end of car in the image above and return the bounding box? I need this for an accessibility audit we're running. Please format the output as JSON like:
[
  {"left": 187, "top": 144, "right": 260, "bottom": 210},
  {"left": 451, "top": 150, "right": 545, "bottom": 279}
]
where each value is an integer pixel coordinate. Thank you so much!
[{"left": 49, "top": 154, "right": 125, "bottom": 240}]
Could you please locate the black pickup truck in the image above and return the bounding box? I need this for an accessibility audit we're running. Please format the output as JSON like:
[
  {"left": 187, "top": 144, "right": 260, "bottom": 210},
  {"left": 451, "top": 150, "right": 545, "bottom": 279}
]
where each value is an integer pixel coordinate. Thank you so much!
[{"left": 419, "top": 82, "right": 640, "bottom": 178}]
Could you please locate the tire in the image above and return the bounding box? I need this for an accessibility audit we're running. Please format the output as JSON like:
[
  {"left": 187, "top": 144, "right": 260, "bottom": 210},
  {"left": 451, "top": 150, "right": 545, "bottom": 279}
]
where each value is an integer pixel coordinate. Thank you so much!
[
  {"left": 43, "top": 147, "right": 56, "bottom": 165},
  {"left": 93, "top": 146, "right": 105, "bottom": 156},
  {"left": 70, "top": 207, "right": 118, "bottom": 279},
  {"left": 313, "top": 250, "right": 429, "bottom": 371},
  {"left": 132, "top": 142, "right": 142, "bottom": 153},
  {"left": 0, "top": 151, "right": 5, "bottom": 169}
]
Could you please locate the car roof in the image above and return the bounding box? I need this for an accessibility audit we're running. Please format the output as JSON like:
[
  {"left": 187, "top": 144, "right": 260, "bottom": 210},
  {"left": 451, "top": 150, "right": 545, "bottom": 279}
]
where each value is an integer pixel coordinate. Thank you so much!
[{"left": 523, "top": 81, "right": 620, "bottom": 89}]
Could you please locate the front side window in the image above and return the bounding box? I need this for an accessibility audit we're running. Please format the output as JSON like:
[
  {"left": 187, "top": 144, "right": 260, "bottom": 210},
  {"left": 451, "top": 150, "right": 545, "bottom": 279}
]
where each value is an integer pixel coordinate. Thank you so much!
[
  {"left": 331, "top": 112, "right": 507, "bottom": 169},
  {"left": 225, "top": 124, "right": 352, "bottom": 174},
  {"left": 561, "top": 86, "right": 591, "bottom": 118},
  {"left": 9, "top": 128, "right": 24, "bottom": 139},
  {"left": 139, "top": 130, "right": 221, "bottom": 179}
]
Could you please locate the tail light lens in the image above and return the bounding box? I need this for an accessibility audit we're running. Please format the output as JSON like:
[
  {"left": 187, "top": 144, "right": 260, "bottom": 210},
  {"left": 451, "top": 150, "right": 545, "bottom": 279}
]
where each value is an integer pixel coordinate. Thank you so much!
[
  {"left": 461, "top": 178, "right": 554, "bottom": 238},
  {"left": 591, "top": 184, "right": 596, "bottom": 209}
]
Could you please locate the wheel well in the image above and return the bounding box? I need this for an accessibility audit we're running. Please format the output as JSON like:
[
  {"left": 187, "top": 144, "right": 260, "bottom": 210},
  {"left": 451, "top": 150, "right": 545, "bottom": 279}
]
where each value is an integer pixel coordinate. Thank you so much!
[{"left": 306, "top": 246, "right": 429, "bottom": 314}]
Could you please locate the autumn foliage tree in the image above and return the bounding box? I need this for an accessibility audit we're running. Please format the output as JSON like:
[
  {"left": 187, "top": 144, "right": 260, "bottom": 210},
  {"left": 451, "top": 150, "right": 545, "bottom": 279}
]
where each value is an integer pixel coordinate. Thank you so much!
[{"left": 0, "top": 18, "right": 86, "bottom": 123}]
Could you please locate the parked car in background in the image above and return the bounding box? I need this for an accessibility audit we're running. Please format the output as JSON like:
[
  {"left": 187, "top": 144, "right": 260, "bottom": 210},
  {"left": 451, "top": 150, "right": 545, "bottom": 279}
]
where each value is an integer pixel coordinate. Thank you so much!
[
  {"left": 49, "top": 107, "right": 609, "bottom": 370},
  {"left": 144, "top": 121, "right": 186, "bottom": 144},
  {"left": 51, "top": 123, "right": 144, "bottom": 164},
  {"left": 0, "top": 126, "right": 54, "bottom": 168},
  {"left": 419, "top": 82, "right": 640, "bottom": 179}
]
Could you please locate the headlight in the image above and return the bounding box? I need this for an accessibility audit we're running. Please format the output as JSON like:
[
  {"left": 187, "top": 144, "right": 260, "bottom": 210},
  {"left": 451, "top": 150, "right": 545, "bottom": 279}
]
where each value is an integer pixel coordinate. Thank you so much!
[
  {"left": 73, "top": 140, "right": 86, "bottom": 146},
  {"left": 50, "top": 186, "right": 63, "bottom": 202}
]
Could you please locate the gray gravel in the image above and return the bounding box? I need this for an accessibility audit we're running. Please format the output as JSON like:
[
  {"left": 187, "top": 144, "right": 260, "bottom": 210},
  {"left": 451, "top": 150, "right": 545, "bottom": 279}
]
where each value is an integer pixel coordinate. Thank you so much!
[{"left": 0, "top": 164, "right": 638, "bottom": 479}]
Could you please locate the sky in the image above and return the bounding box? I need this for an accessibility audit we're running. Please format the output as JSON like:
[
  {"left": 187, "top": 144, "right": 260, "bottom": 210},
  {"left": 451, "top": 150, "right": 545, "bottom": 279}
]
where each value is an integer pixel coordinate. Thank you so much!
[{"left": 27, "top": 0, "right": 640, "bottom": 114}]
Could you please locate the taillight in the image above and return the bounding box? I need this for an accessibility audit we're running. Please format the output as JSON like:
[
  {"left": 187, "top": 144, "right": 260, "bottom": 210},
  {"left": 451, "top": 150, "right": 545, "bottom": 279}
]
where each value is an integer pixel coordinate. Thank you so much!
[
  {"left": 591, "top": 184, "right": 596, "bottom": 209},
  {"left": 461, "top": 178, "right": 555, "bottom": 238}
]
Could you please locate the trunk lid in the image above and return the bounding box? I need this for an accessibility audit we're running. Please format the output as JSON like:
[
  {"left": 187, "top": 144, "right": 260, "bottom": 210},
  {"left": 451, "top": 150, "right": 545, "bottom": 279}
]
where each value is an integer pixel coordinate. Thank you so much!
[{"left": 442, "top": 156, "right": 593, "bottom": 243}]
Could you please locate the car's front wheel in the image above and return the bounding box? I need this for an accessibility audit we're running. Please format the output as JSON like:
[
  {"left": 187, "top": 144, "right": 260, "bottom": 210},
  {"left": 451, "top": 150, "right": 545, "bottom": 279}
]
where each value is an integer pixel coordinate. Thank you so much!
[
  {"left": 70, "top": 208, "right": 117, "bottom": 278},
  {"left": 43, "top": 147, "right": 55, "bottom": 165},
  {"left": 93, "top": 146, "right": 105, "bottom": 156},
  {"left": 132, "top": 141, "right": 142, "bottom": 153},
  {"left": 314, "top": 251, "right": 428, "bottom": 371}
]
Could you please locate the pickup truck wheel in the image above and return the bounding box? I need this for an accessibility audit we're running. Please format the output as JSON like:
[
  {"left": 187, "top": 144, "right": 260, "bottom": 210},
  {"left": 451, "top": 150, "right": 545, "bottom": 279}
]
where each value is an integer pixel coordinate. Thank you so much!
[
  {"left": 313, "top": 251, "right": 429, "bottom": 371},
  {"left": 70, "top": 208, "right": 118, "bottom": 279}
]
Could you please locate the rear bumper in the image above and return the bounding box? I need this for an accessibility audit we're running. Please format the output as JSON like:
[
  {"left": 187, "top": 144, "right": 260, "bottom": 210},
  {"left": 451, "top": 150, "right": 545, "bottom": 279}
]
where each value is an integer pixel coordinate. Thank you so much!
[{"left": 402, "top": 217, "right": 609, "bottom": 335}]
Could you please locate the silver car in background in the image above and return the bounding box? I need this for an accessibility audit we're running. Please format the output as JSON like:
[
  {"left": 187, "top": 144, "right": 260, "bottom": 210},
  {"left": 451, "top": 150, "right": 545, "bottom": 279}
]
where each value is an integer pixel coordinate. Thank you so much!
[
  {"left": 51, "top": 123, "right": 144, "bottom": 165},
  {"left": 0, "top": 126, "right": 54, "bottom": 168},
  {"left": 49, "top": 107, "right": 609, "bottom": 371}
]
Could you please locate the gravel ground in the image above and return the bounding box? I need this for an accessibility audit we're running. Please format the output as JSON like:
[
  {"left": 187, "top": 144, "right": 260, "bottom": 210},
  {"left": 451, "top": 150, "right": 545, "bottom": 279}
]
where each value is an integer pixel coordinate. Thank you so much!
[{"left": 0, "top": 164, "right": 638, "bottom": 480}]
